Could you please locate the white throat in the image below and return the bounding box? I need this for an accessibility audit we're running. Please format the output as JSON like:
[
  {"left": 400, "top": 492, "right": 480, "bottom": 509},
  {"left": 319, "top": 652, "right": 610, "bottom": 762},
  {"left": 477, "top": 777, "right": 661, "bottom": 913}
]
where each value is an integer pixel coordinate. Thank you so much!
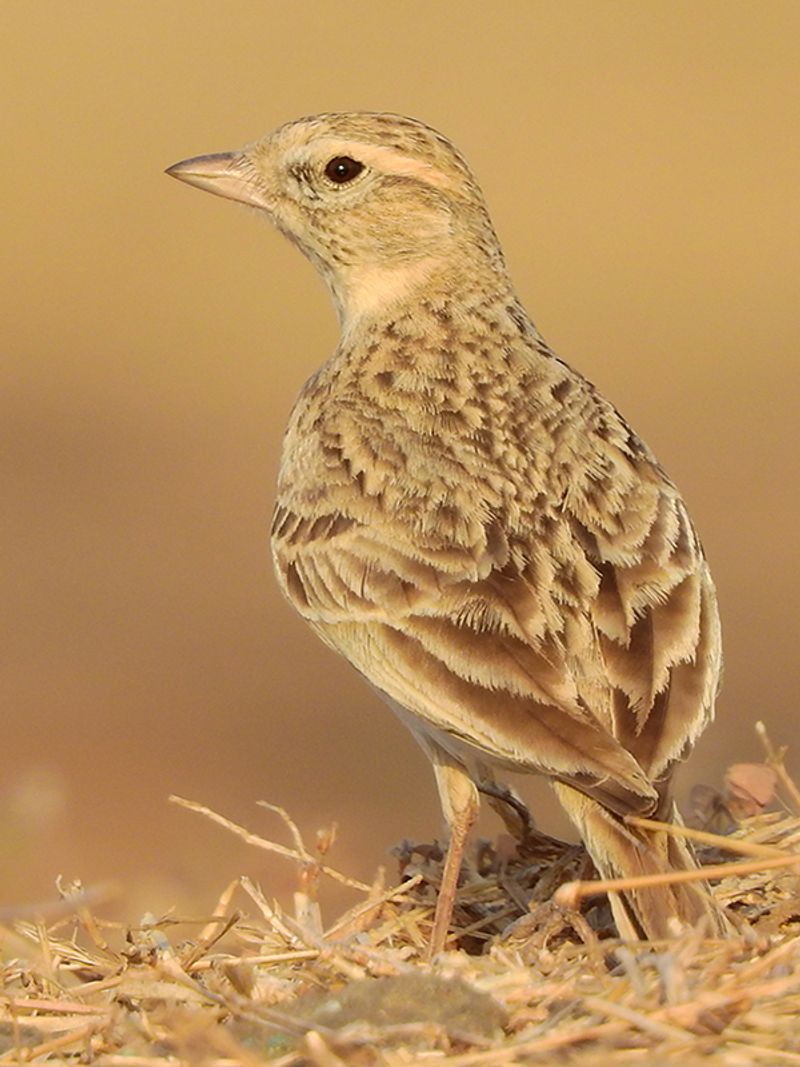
[{"left": 331, "top": 256, "right": 441, "bottom": 332}]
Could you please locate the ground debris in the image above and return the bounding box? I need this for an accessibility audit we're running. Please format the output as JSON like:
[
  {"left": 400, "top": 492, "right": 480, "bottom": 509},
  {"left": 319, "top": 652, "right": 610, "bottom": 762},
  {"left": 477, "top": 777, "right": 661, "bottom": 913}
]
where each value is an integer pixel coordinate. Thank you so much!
[{"left": 2, "top": 737, "right": 800, "bottom": 1064}]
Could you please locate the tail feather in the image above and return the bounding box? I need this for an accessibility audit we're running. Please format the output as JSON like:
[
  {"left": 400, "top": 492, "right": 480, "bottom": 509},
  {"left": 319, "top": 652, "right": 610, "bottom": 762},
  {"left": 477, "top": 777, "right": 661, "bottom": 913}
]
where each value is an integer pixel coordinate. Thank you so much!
[{"left": 553, "top": 782, "right": 724, "bottom": 940}]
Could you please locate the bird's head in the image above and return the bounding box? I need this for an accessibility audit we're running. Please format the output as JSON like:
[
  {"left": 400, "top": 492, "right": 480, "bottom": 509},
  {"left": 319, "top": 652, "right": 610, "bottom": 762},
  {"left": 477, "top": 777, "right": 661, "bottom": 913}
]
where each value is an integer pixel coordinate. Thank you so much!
[{"left": 166, "top": 112, "right": 510, "bottom": 327}]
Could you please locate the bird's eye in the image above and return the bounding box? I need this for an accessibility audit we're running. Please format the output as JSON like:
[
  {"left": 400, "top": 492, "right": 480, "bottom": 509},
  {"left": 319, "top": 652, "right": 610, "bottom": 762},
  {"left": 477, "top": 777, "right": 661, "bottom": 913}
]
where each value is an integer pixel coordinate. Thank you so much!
[{"left": 324, "top": 156, "right": 364, "bottom": 184}]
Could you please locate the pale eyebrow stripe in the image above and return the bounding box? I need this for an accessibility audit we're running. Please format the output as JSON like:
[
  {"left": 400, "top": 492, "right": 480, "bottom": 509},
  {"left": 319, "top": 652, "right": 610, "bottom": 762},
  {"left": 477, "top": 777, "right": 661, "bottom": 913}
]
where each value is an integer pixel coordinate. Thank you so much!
[{"left": 312, "top": 138, "right": 457, "bottom": 191}]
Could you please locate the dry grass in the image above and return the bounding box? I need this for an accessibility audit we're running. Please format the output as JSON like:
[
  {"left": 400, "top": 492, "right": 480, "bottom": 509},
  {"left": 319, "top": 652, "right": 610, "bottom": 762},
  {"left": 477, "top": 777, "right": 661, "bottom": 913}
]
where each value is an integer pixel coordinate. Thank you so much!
[{"left": 2, "top": 725, "right": 799, "bottom": 1065}]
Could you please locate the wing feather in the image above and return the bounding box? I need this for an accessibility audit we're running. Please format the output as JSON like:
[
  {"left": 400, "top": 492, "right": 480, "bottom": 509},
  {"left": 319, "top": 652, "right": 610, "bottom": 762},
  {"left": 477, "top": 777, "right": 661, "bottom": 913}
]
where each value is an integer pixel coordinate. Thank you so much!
[{"left": 271, "top": 361, "right": 720, "bottom": 809}]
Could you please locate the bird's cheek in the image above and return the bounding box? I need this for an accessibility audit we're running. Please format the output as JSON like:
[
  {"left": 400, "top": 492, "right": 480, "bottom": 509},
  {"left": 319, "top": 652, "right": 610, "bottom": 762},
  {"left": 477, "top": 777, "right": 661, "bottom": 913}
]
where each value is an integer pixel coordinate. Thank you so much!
[{"left": 377, "top": 212, "right": 452, "bottom": 260}]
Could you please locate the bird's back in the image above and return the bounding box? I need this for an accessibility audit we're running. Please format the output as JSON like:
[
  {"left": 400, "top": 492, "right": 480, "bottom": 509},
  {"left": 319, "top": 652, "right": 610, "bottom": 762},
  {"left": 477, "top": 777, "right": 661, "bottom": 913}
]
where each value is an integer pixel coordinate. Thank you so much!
[{"left": 272, "top": 297, "right": 721, "bottom": 816}]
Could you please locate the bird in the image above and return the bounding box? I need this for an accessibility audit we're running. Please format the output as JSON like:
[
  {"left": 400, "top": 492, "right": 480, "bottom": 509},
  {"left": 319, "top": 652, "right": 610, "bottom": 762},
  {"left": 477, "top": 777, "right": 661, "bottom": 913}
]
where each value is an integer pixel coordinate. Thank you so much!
[{"left": 166, "top": 112, "right": 724, "bottom": 951}]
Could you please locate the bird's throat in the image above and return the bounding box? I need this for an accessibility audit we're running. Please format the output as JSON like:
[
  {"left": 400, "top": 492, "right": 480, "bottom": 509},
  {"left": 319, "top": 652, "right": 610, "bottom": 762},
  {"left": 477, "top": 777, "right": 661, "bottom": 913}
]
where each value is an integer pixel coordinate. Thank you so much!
[{"left": 333, "top": 255, "right": 444, "bottom": 334}]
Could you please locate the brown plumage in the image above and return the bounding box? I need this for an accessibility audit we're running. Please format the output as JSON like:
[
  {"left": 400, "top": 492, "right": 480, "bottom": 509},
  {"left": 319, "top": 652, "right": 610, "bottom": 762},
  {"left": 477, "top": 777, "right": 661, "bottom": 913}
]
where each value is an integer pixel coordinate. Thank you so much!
[{"left": 167, "top": 112, "right": 724, "bottom": 949}]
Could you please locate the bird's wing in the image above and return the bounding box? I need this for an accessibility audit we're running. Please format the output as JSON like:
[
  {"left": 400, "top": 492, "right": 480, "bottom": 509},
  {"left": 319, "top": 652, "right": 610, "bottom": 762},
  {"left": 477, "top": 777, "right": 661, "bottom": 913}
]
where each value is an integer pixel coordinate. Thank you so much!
[
  {"left": 568, "top": 455, "right": 721, "bottom": 793},
  {"left": 271, "top": 378, "right": 720, "bottom": 817}
]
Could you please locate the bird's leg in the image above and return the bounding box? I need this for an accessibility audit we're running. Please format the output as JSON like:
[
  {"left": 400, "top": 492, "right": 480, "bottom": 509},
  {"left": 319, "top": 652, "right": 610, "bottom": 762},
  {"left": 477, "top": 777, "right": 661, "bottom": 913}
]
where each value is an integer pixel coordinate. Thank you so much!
[
  {"left": 476, "top": 775, "right": 533, "bottom": 841},
  {"left": 427, "top": 753, "right": 479, "bottom": 958}
]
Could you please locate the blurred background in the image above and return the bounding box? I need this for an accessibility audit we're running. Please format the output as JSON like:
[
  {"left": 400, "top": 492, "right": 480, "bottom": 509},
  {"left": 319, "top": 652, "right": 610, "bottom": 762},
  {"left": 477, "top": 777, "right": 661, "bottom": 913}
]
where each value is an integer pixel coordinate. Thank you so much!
[{"left": 2, "top": 1, "right": 798, "bottom": 921}]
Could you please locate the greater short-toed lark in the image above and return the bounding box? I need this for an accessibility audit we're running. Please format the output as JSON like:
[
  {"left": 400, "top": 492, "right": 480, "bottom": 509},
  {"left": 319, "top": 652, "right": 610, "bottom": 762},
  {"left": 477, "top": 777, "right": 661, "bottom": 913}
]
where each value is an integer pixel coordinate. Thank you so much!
[{"left": 167, "top": 113, "right": 724, "bottom": 950}]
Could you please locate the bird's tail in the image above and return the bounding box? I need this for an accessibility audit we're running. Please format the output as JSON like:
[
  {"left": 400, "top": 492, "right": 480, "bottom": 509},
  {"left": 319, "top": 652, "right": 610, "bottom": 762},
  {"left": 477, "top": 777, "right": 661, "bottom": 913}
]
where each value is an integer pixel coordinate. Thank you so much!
[{"left": 553, "top": 782, "right": 725, "bottom": 940}]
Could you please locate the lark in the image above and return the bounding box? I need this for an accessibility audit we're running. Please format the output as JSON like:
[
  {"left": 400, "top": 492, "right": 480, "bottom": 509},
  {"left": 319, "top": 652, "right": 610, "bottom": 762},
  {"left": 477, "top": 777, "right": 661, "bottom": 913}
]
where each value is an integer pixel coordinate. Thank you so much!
[{"left": 167, "top": 113, "right": 724, "bottom": 950}]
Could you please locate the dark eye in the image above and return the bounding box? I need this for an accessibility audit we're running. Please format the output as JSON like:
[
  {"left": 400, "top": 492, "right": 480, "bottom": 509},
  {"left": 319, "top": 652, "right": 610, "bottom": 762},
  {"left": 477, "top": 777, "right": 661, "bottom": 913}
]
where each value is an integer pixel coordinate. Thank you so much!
[{"left": 324, "top": 156, "right": 364, "bottom": 184}]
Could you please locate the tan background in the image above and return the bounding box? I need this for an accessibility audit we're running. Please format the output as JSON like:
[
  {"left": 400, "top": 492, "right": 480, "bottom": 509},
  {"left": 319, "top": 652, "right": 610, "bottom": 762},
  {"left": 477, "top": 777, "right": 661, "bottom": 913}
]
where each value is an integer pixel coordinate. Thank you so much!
[{"left": 2, "top": 1, "right": 798, "bottom": 919}]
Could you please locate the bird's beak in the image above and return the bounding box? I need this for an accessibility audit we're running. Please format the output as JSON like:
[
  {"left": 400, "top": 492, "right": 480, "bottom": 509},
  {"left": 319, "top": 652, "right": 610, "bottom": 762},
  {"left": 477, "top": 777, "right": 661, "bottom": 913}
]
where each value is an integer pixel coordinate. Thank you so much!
[{"left": 165, "top": 151, "right": 270, "bottom": 210}]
